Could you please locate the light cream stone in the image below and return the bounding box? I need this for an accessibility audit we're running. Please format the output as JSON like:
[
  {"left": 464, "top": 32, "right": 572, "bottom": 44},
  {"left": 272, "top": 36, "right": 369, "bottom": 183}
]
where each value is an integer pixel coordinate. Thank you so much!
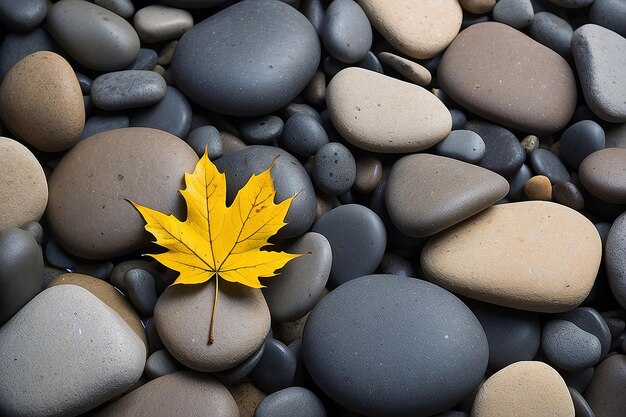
[
  {"left": 422, "top": 201, "right": 601, "bottom": 313},
  {"left": 134, "top": 5, "right": 193, "bottom": 43},
  {"left": 472, "top": 361, "right": 574, "bottom": 417},
  {"left": 326, "top": 67, "right": 451, "bottom": 153},
  {"left": 359, "top": 0, "right": 462, "bottom": 59}
]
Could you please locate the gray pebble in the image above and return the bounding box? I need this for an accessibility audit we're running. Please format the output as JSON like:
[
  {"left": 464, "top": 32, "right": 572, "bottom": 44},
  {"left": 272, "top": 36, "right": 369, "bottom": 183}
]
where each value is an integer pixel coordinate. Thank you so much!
[
  {"left": 569, "top": 387, "right": 595, "bottom": 417},
  {"left": 130, "top": 86, "right": 192, "bottom": 138},
  {"left": 548, "top": 0, "right": 593, "bottom": 7},
  {"left": 465, "top": 120, "right": 525, "bottom": 178},
  {"left": 301, "top": 0, "right": 325, "bottom": 34},
  {"left": 44, "top": 239, "right": 113, "bottom": 280},
  {"left": 127, "top": 48, "right": 158, "bottom": 71},
  {"left": 145, "top": 317, "right": 164, "bottom": 354},
  {"left": 605, "top": 212, "right": 626, "bottom": 308},
  {"left": 110, "top": 260, "right": 160, "bottom": 292},
  {"left": 20, "top": 221, "right": 43, "bottom": 246},
  {"left": 255, "top": 387, "right": 327, "bottom": 417},
  {"left": 542, "top": 319, "right": 601, "bottom": 371},
  {"left": 0, "top": 0, "right": 47, "bottom": 32},
  {"left": 562, "top": 367, "right": 595, "bottom": 393},
  {"left": 282, "top": 112, "right": 329, "bottom": 157},
  {"left": 281, "top": 103, "right": 322, "bottom": 124},
  {"left": 559, "top": 120, "right": 605, "bottom": 169},
  {"left": 0, "top": 28, "right": 56, "bottom": 79},
  {"left": 240, "top": 115, "right": 284, "bottom": 145},
  {"left": 321, "top": 0, "right": 372, "bottom": 64},
  {"left": 185, "top": 125, "right": 223, "bottom": 159},
  {"left": 450, "top": 109, "right": 468, "bottom": 130},
  {"left": 530, "top": 148, "right": 570, "bottom": 184},
  {"left": 124, "top": 268, "right": 157, "bottom": 317},
  {"left": 76, "top": 72, "right": 92, "bottom": 94},
  {"left": 528, "top": 12, "right": 574, "bottom": 59},
  {"left": 91, "top": 70, "right": 167, "bottom": 111},
  {"left": 145, "top": 349, "right": 179, "bottom": 380},
  {"left": 79, "top": 115, "right": 130, "bottom": 142},
  {"left": 507, "top": 164, "right": 534, "bottom": 201},
  {"left": 215, "top": 342, "right": 265, "bottom": 385},
  {"left": 559, "top": 307, "right": 612, "bottom": 358},
  {"left": 590, "top": 0, "right": 626, "bottom": 37},
  {"left": 493, "top": 0, "right": 534, "bottom": 29},
  {"left": 312, "top": 142, "right": 356, "bottom": 196},
  {"left": 434, "top": 130, "right": 486, "bottom": 163},
  {"left": 323, "top": 51, "right": 383, "bottom": 79},
  {"left": 379, "top": 253, "right": 414, "bottom": 277},
  {"left": 95, "top": 0, "right": 134, "bottom": 19},
  {"left": 250, "top": 337, "right": 297, "bottom": 393}
]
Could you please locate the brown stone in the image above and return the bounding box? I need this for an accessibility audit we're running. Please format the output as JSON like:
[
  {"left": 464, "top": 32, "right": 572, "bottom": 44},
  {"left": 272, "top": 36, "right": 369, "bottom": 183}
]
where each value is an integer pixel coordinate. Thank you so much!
[
  {"left": 438, "top": 22, "right": 577, "bottom": 134},
  {"left": 304, "top": 70, "right": 326, "bottom": 106},
  {"left": 377, "top": 52, "right": 432, "bottom": 86},
  {"left": 220, "top": 131, "right": 247, "bottom": 155},
  {"left": 521, "top": 135, "right": 540, "bottom": 155},
  {"left": 584, "top": 354, "right": 626, "bottom": 417},
  {"left": 47, "top": 127, "right": 198, "bottom": 260},
  {"left": 229, "top": 382, "right": 266, "bottom": 417},
  {"left": 354, "top": 155, "right": 383, "bottom": 194},
  {"left": 422, "top": 201, "right": 602, "bottom": 313},
  {"left": 48, "top": 273, "right": 147, "bottom": 348},
  {"left": 579, "top": 148, "right": 626, "bottom": 204},
  {"left": 523, "top": 175, "right": 553, "bottom": 201},
  {"left": 0, "top": 51, "right": 84, "bottom": 152},
  {"left": 472, "top": 361, "right": 574, "bottom": 417},
  {"left": 0, "top": 137, "right": 48, "bottom": 232},
  {"left": 460, "top": 0, "right": 496, "bottom": 14},
  {"left": 359, "top": 0, "right": 462, "bottom": 59}
]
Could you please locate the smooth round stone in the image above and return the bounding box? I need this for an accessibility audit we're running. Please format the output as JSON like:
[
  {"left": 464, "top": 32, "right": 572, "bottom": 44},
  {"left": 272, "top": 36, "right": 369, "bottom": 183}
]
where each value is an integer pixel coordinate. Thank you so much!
[
  {"left": 528, "top": 12, "right": 574, "bottom": 58},
  {"left": 185, "top": 125, "right": 223, "bottom": 159},
  {"left": 0, "top": 51, "right": 84, "bottom": 153},
  {"left": 607, "top": 212, "right": 626, "bottom": 308},
  {"left": 303, "top": 275, "right": 488, "bottom": 417},
  {"left": 262, "top": 232, "right": 331, "bottom": 322},
  {"left": 542, "top": 320, "right": 602, "bottom": 371},
  {"left": 354, "top": 155, "right": 383, "bottom": 194},
  {"left": 569, "top": 388, "right": 594, "bottom": 417},
  {"left": 377, "top": 52, "right": 432, "bottom": 86},
  {"left": 327, "top": 67, "right": 451, "bottom": 153},
  {"left": 472, "top": 361, "right": 574, "bottom": 417},
  {"left": 90, "top": 70, "right": 166, "bottom": 111},
  {"left": 0, "top": 285, "right": 146, "bottom": 417},
  {"left": 439, "top": 22, "right": 577, "bottom": 134},
  {"left": 524, "top": 175, "right": 553, "bottom": 201},
  {"left": 0, "top": 138, "right": 47, "bottom": 231},
  {"left": 434, "top": 129, "right": 486, "bottom": 163},
  {"left": 386, "top": 153, "right": 509, "bottom": 237},
  {"left": 572, "top": 24, "right": 626, "bottom": 123},
  {"left": 553, "top": 181, "right": 585, "bottom": 210},
  {"left": 548, "top": 0, "right": 593, "bottom": 7},
  {"left": 94, "top": 371, "right": 238, "bottom": 417},
  {"left": 465, "top": 121, "right": 525, "bottom": 178},
  {"left": 558, "top": 307, "right": 612, "bottom": 358},
  {"left": 155, "top": 280, "right": 270, "bottom": 372},
  {"left": 559, "top": 120, "right": 605, "bottom": 169},
  {"left": 529, "top": 148, "right": 570, "bottom": 185},
  {"left": 579, "top": 148, "right": 626, "bottom": 204},
  {"left": 47, "top": 127, "right": 198, "bottom": 259},
  {"left": 48, "top": 273, "right": 147, "bottom": 347},
  {"left": 460, "top": 0, "right": 495, "bottom": 13},
  {"left": 468, "top": 301, "right": 540, "bottom": 371},
  {"left": 215, "top": 145, "right": 316, "bottom": 239},
  {"left": 321, "top": 0, "right": 371, "bottom": 64},
  {"left": 450, "top": 109, "right": 468, "bottom": 130},
  {"left": 255, "top": 387, "right": 327, "bottom": 417},
  {"left": 584, "top": 355, "right": 626, "bottom": 416},
  {"left": 0, "top": 0, "right": 46, "bottom": 32},
  {"left": 0, "top": 28, "right": 55, "bottom": 80},
  {"left": 80, "top": 115, "right": 129, "bottom": 141},
  {"left": 312, "top": 142, "right": 356, "bottom": 196},
  {"left": 125, "top": 268, "right": 157, "bottom": 317},
  {"left": 172, "top": 0, "right": 320, "bottom": 116},
  {"left": 282, "top": 112, "right": 328, "bottom": 157},
  {"left": 215, "top": 342, "right": 265, "bottom": 385},
  {"left": 282, "top": 102, "right": 323, "bottom": 124},
  {"left": 250, "top": 338, "right": 297, "bottom": 393},
  {"left": 95, "top": 0, "right": 134, "bottom": 19},
  {"left": 493, "top": 0, "right": 534, "bottom": 29},
  {"left": 507, "top": 165, "right": 533, "bottom": 201},
  {"left": 134, "top": 5, "right": 193, "bottom": 43},
  {"left": 0, "top": 228, "right": 42, "bottom": 324},
  {"left": 145, "top": 349, "right": 179, "bottom": 380},
  {"left": 240, "top": 116, "right": 284, "bottom": 145},
  {"left": 47, "top": 0, "right": 140, "bottom": 71},
  {"left": 304, "top": 70, "right": 326, "bottom": 105},
  {"left": 128, "top": 47, "right": 158, "bottom": 71},
  {"left": 130, "top": 86, "right": 192, "bottom": 138},
  {"left": 422, "top": 201, "right": 602, "bottom": 313},
  {"left": 590, "top": 0, "right": 626, "bottom": 38},
  {"left": 360, "top": 0, "right": 462, "bottom": 59},
  {"left": 311, "top": 205, "right": 386, "bottom": 287}
]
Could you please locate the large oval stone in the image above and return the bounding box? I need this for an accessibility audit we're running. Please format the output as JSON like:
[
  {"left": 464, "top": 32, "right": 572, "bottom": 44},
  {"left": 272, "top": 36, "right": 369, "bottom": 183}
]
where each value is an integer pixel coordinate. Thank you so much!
[
  {"left": 438, "top": 22, "right": 577, "bottom": 134},
  {"left": 0, "top": 51, "right": 84, "bottom": 152},
  {"left": 422, "top": 201, "right": 602, "bottom": 313},
  {"left": 0, "top": 285, "right": 146, "bottom": 417},
  {"left": 327, "top": 67, "right": 451, "bottom": 153},
  {"left": 303, "top": 274, "right": 488, "bottom": 417},
  {"left": 47, "top": 127, "right": 198, "bottom": 260},
  {"left": 579, "top": 148, "right": 626, "bottom": 204},
  {"left": 171, "top": 0, "right": 320, "bottom": 116}
]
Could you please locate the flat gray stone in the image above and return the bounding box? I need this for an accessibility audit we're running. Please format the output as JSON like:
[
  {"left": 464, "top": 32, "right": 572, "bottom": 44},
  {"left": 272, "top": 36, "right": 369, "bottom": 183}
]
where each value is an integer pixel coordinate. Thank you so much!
[
  {"left": 130, "top": 86, "right": 192, "bottom": 138},
  {"left": 434, "top": 129, "right": 486, "bottom": 163},
  {"left": 91, "top": 70, "right": 167, "bottom": 111},
  {"left": 255, "top": 387, "right": 327, "bottom": 417},
  {"left": 0, "top": 285, "right": 146, "bottom": 417}
]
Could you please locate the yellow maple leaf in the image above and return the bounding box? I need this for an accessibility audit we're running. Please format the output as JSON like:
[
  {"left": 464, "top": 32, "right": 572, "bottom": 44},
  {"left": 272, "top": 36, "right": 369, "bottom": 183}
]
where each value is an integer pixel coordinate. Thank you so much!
[{"left": 130, "top": 152, "right": 301, "bottom": 344}]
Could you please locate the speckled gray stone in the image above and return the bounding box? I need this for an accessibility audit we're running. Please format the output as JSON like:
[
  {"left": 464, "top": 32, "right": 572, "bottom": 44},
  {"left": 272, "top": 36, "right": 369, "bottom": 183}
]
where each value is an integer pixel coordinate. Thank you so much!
[
  {"left": 321, "top": 0, "right": 371, "bottom": 64},
  {"left": 171, "top": 0, "right": 320, "bottom": 116},
  {"left": 312, "top": 142, "right": 356, "bottom": 196},
  {"left": 493, "top": 0, "right": 534, "bottom": 29},
  {"left": 558, "top": 307, "right": 612, "bottom": 358},
  {"left": 91, "top": 70, "right": 166, "bottom": 111},
  {"left": 0, "top": 0, "right": 47, "bottom": 32},
  {"left": 542, "top": 319, "right": 602, "bottom": 371},
  {"left": 303, "top": 275, "right": 488, "bottom": 417},
  {"left": 255, "top": 387, "right": 327, "bottom": 417},
  {"left": 282, "top": 112, "right": 328, "bottom": 157},
  {"left": 434, "top": 129, "right": 486, "bottom": 163},
  {"left": 606, "top": 212, "right": 626, "bottom": 308},
  {"left": 130, "top": 86, "right": 192, "bottom": 138},
  {"left": 528, "top": 12, "right": 573, "bottom": 58}
]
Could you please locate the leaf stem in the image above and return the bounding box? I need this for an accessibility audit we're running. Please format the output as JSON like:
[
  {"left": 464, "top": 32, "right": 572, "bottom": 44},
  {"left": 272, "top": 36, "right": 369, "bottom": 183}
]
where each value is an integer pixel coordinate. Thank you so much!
[{"left": 209, "top": 276, "right": 219, "bottom": 345}]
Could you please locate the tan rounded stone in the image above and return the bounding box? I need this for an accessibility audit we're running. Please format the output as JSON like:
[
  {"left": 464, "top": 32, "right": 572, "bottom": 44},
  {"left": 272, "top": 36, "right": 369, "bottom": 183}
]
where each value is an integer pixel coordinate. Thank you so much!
[
  {"left": 523, "top": 175, "right": 553, "bottom": 201},
  {"left": 327, "top": 67, "right": 451, "bottom": 153},
  {"left": 579, "top": 148, "right": 626, "bottom": 204},
  {"left": 154, "top": 279, "right": 271, "bottom": 372},
  {"left": 229, "top": 382, "right": 266, "bottom": 417},
  {"left": 377, "top": 52, "right": 432, "bottom": 86},
  {"left": 460, "top": 0, "right": 496, "bottom": 14},
  {"left": 472, "top": 361, "right": 574, "bottom": 417},
  {"left": 422, "top": 201, "right": 602, "bottom": 313},
  {"left": 48, "top": 273, "right": 147, "bottom": 348},
  {"left": 359, "top": 0, "right": 462, "bottom": 59},
  {"left": 355, "top": 154, "right": 383, "bottom": 194},
  {"left": 134, "top": 5, "right": 193, "bottom": 44},
  {"left": 0, "top": 51, "right": 84, "bottom": 152},
  {"left": 0, "top": 137, "right": 48, "bottom": 232}
]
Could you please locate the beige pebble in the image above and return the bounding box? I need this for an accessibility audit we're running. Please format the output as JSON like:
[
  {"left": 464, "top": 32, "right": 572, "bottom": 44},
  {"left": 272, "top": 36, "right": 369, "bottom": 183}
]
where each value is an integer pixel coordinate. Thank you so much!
[
  {"left": 422, "top": 201, "right": 602, "bottom": 313},
  {"left": 355, "top": 155, "right": 383, "bottom": 194},
  {"left": 520, "top": 135, "right": 539, "bottom": 155},
  {"left": 220, "top": 131, "right": 247, "bottom": 155},
  {"left": 472, "top": 361, "right": 574, "bottom": 417},
  {"left": 377, "top": 52, "right": 432, "bottom": 86},
  {"left": 229, "top": 382, "right": 266, "bottom": 417},
  {"left": 523, "top": 175, "right": 553, "bottom": 201},
  {"left": 0, "top": 51, "right": 84, "bottom": 152},
  {"left": 359, "top": 0, "right": 462, "bottom": 59},
  {"left": 134, "top": 4, "right": 193, "bottom": 43},
  {"left": 0, "top": 137, "right": 48, "bottom": 232}
]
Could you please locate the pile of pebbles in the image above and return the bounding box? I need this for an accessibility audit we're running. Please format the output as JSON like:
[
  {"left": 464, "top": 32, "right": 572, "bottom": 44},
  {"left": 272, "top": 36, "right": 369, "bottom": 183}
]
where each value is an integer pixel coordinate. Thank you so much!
[{"left": 1, "top": 0, "right": 626, "bottom": 416}]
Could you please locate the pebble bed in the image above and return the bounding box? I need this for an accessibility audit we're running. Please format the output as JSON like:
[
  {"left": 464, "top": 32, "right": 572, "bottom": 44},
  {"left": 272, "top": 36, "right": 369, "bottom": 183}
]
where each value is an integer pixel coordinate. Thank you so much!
[{"left": 0, "top": 0, "right": 626, "bottom": 416}]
